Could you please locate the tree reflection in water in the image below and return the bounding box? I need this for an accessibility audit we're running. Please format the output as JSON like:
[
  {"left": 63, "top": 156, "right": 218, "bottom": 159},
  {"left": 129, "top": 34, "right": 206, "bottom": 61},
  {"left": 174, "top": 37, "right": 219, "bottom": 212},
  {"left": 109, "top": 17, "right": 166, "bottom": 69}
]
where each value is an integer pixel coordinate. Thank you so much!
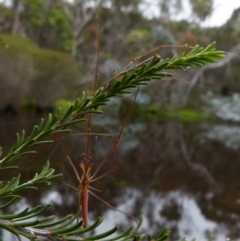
[{"left": 1, "top": 115, "right": 240, "bottom": 241}]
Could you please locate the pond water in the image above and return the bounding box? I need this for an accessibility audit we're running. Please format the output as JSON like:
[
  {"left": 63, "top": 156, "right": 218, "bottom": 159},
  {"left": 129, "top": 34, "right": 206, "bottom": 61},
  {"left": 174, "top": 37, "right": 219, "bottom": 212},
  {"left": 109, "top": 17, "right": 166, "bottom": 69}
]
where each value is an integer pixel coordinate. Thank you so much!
[{"left": 1, "top": 94, "right": 240, "bottom": 241}]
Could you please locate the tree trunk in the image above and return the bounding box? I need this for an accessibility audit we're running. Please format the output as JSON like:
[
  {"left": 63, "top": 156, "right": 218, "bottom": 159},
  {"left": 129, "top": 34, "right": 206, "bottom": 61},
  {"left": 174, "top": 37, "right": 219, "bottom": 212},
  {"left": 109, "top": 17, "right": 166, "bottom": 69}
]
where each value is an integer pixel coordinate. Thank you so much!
[{"left": 11, "top": 0, "right": 21, "bottom": 35}]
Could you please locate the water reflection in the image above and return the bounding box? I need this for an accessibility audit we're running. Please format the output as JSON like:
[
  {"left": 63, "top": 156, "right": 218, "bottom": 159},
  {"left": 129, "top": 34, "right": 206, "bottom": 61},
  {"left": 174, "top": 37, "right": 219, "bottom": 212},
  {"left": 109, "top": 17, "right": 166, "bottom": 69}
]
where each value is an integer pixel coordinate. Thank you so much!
[
  {"left": 198, "top": 125, "right": 240, "bottom": 150},
  {"left": 1, "top": 112, "right": 240, "bottom": 240},
  {"left": 202, "top": 91, "right": 240, "bottom": 122}
]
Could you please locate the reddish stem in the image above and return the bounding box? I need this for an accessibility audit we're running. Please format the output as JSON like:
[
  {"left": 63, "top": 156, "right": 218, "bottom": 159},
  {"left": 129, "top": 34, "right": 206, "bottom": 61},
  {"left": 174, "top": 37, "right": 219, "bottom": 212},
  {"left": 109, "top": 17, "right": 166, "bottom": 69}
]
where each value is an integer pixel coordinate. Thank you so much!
[{"left": 81, "top": 184, "right": 89, "bottom": 228}]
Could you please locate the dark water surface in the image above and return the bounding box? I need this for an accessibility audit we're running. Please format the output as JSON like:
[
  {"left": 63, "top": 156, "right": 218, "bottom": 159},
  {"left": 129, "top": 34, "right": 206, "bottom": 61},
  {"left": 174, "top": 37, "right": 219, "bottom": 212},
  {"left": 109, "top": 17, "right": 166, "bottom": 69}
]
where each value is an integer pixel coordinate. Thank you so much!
[{"left": 1, "top": 109, "right": 240, "bottom": 241}]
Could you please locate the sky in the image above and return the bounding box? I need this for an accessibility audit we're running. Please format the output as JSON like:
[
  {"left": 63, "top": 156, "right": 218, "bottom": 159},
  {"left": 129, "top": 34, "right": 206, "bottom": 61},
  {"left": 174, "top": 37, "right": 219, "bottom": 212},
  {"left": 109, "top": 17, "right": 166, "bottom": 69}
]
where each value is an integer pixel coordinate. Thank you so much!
[
  {"left": 189, "top": 0, "right": 240, "bottom": 27},
  {"left": 140, "top": 0, "right": 240, "bottom": 27}
]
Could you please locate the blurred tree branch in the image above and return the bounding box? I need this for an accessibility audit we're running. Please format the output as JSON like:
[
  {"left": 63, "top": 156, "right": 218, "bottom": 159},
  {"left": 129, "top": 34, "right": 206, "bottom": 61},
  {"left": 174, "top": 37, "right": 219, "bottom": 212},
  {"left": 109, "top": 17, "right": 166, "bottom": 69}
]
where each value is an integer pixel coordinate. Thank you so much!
[{"left": 61, "top": 0, "right": 104, "bottom": 47}]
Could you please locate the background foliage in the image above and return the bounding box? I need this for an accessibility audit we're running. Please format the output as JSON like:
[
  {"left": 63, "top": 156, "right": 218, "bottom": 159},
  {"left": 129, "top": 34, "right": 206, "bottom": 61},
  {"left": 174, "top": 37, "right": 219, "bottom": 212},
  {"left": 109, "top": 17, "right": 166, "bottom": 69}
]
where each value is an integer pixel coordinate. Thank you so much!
[{"left": 0, "top": 0, "right": 239, "bottom": 112}]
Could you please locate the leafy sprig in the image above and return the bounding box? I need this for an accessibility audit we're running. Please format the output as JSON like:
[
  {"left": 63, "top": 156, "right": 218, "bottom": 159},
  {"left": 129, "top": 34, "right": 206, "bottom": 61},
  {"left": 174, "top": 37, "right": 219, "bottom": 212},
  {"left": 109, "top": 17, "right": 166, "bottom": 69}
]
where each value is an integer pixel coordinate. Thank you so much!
[
  {"left": 0, "top": 211, "right": 170, "bottom": 241},
  {"left": 0, "top": 42, "right": 225, "bottom": 168},
  {"left": 0, "top": 161, "right": 61, "bottom": 199}
]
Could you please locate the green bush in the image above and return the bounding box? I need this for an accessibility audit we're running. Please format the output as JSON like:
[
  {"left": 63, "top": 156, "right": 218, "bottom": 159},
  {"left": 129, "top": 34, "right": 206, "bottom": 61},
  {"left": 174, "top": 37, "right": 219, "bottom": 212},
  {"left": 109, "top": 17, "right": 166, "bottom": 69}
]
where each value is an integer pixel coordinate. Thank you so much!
[{"left": 0, "top": 34, "right": 80, "bottom": 111}]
